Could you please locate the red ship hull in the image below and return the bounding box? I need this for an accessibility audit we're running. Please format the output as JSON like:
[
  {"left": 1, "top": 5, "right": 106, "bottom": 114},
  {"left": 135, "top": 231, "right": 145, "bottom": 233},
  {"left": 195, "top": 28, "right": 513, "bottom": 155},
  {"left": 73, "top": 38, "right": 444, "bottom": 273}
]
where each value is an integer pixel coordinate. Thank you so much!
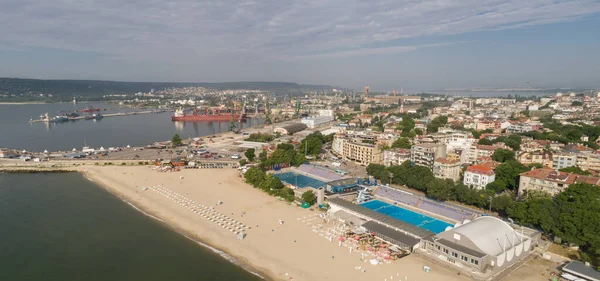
[
  {"left": 171, "top": 114, "right": 247, "bottom": 122},
  {"left": 82, "top": 108, "right": 100, "bottom": 112}
]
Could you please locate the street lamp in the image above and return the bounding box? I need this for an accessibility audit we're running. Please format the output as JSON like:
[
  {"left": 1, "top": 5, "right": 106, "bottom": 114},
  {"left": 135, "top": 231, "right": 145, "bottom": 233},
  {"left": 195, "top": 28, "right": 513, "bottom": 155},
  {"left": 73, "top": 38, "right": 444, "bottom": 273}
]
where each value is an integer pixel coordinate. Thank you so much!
[{"left": 488, "top": 196, "right": 493, "bottom": 212}]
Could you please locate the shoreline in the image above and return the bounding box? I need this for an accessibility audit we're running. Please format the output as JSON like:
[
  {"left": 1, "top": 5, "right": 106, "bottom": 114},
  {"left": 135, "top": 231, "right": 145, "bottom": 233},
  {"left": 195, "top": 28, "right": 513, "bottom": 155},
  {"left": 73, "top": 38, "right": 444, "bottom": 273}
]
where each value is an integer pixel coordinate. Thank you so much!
[
  {"left": 80, "top": 169, "right": 273, "bottom": 281},
  {"left": 1, "top": 165, "right": 552, "bottom": 281}
]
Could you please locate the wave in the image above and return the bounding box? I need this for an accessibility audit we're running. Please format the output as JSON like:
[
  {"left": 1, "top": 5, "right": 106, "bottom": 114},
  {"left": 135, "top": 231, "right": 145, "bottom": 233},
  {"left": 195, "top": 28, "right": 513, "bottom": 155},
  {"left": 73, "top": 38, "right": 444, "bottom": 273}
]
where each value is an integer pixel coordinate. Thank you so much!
[{"left": 182, "top": 234, "right": 265, "bottom": 279}]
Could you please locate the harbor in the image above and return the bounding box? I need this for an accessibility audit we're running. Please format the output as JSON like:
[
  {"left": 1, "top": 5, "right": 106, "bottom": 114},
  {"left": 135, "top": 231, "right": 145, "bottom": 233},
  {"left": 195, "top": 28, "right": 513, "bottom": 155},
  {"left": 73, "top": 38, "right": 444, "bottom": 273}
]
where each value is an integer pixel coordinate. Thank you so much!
[{"left": 29, "top": 109, "right": 171, "bottom": 123}]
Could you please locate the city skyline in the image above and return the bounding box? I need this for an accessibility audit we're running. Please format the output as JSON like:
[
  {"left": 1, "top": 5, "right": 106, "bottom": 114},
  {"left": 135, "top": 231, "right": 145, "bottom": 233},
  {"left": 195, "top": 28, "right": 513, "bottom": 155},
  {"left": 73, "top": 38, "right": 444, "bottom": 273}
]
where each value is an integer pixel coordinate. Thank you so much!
[{"left": 1, "top": 0, "right": 599, "bottom": 91}]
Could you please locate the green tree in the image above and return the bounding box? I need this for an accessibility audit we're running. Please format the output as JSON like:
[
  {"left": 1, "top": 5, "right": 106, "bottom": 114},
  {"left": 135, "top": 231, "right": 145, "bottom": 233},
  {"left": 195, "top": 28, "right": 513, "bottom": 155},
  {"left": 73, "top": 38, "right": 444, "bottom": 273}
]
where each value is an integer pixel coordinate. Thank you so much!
[
  {"left": 471, "top": 130, "right": 483, "bottom": 139},
  {"left": 492, "top": 148, "right": 515, "bottom": 162},
  {"left": 260, "top": 174, "right": 284, "bottom": 192},
  {"left": 171, "top": 134, "right": 182, "bottom": 147},
  {"left": 239, "top": 159, "right": 247, "bottom": 166},
  {"left": 391, "top": 137, "right": 412, "bottom": 149},
  {"left": 366, "top": 163, "right": 388, "bottom": 180},
  {"left": 414, "top": 128, "right": 423, "bottom": 135},
  {"left": 495, "top": 160, "right": 528, "bottom": 190},
  {"left": 426, "top": 178, "right": 455, "bottom": 201},
  {"left": 300, "top": 132, "right": 325, "bottom": 155},
  {"left": 301, "top": 190, "right": 316, "bottom": 205},
  {"left": 478, "top": 138, "right": 493, "bottom": 145},
  {"left": 427, "top": 116, "right": 448, "bottom": 133},
  {"left": 486, "top": 180, "right": 508, "bottom": 193},
  {"left": 528, "top": 163, "right": 544, "bottom": 169},
  {"left": 559, "top": 166, "right": 591, "bottom": 175},
  {"left": 244, "top": 148, "right": 256, "bottom": 162},
  {"left": 278, "top": 187, "right": 295, "bottom": 202},
  {"left": 243, "top": 166, "right": 266, "bottom": 187}
]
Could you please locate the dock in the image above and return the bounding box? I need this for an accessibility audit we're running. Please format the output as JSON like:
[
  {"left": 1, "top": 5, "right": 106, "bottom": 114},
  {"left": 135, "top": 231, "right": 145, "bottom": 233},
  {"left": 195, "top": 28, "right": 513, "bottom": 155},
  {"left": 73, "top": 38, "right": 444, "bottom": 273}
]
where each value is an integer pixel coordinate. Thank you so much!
[{"left": 29, "top": 110, "right": 171, "bottom": 123}]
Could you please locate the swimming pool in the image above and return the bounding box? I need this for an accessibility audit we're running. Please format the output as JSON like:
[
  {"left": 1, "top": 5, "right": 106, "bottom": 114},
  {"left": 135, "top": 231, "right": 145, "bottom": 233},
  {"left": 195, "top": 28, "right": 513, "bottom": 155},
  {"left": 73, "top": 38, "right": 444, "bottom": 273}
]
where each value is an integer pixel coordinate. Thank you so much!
[
  {"left": 274, "top": 172, "right": 327, "bottom": 188},
  {"left": 360, "top": 200, "right": 453, "bottom": 234}
]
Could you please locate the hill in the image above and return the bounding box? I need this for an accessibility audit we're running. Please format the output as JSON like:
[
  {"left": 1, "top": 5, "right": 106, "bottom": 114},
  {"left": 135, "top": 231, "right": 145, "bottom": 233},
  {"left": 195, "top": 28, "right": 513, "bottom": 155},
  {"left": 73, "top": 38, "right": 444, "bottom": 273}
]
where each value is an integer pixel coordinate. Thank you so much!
[{"left": 0, "top": 78, "right": 335, "bottom": 101}]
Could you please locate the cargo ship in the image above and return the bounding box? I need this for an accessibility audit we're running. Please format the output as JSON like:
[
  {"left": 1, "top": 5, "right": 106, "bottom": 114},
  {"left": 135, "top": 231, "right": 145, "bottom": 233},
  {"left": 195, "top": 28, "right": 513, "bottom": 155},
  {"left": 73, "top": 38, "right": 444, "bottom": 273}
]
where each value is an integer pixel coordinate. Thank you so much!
[
  {"left": 81, "top": 106, "right": 101, "bottom": 113},
  {"left": 171, "top": 108, "right": 246, "bottom": 122}
]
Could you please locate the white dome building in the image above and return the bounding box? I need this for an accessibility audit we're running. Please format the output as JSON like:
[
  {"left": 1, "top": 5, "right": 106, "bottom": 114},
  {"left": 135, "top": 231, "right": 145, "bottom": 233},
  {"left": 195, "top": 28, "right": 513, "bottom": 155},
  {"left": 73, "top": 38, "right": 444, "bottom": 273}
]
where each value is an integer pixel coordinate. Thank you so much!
[{"left": 423, "top": 216, "right": 532, "bottom": 273}]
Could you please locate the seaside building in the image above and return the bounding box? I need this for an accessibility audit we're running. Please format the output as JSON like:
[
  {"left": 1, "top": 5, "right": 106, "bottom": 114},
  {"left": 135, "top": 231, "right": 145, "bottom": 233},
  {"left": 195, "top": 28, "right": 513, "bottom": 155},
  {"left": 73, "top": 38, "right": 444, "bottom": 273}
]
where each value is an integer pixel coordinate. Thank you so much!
[
  {"left": 421, "top": 216, "right": 532, "bottom": 274},
  {"left": 518, "top": 168, "right": 600, "bottom": 196},
  {"left": 463, "top": 164, "right": 495, "bottom": 190},
  {"left": 383, "top": 148, "right": 411, "bottom": 167},
  {"left": 433, "top": 158, "right": 461, "bottom": 182},
  {"left": 410, "top": 143, "right": 447, "bottom": 169},
  {"left": 517, "top": 151, "right": 553, "bottom": 168}
]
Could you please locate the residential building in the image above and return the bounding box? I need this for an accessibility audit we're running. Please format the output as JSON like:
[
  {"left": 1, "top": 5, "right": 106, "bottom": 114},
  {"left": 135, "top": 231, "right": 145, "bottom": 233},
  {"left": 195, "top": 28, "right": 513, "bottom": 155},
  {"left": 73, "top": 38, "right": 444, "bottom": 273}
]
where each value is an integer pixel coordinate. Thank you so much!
[
  {"left": 517, "top": 151, "right": 553, "bottom": 168},
  {"left": 463, "top": 164, "right": 495, "bottom": 189},
  {"left": 552, "top": 153, "right": 577, "bottom": 170},
  {"left": 410, "top": 143, "right": 447, "bottom": 169},
  {"left": 467, "top": 144, "right": 508, "bottom": 163},
  {"left": 519, "top": 168, "right": 600, "bottom": 196},
  {"left": 383, "top": 148, "right": 411, "bottom": 167},
  {"left": 433, "top": 158, "right": 461, "bottom": 182},
  {"left": 341, "top": 139, "right": 382, "bottom": 165},
  {"left": 576, "top": 153, "right": 600, "bottom": 172}
]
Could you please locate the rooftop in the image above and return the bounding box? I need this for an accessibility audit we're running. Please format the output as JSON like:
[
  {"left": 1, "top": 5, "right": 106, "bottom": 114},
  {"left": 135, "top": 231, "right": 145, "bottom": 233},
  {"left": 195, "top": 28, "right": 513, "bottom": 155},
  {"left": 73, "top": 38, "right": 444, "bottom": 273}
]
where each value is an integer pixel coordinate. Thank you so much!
[
  {"left": 466, "top": 164, "right": 495, "bottom": 176},
  {"left": 520, "top": 168, "right": 600, "bottom": 185},
  {"left": 435, "top": 157, "right": 460, "bottom": 165},
  {"left": 563, "top": 260, "right": 600, "bottom": 281}
]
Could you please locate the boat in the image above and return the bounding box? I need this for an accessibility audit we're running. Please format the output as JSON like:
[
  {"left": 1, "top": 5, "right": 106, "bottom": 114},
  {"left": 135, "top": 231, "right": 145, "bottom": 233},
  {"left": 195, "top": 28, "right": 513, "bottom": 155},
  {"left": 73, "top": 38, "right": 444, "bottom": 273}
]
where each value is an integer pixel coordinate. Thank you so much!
[
  {"left": 84, "top": 113, "right": 103, "bottom": 120},
  {"left": 81, "top": 106, "right": 101, "bottom": 113},
  {"left": 171, "top": 107, "right": 246, "bottom": 122},
  {"left": 50, "top": 114, "right": 69, "bottom": 123}
]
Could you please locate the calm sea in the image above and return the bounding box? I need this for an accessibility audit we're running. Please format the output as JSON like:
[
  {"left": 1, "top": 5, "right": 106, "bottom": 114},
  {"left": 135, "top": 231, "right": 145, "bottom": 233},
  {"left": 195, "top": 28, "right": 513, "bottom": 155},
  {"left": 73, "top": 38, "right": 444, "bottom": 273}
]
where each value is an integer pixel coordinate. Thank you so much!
[
  {"left": 0, "top": 172, "right": 263, "bottom": 281},
  {"left": 0, "top": 102, "right": 263, "bottom": 152}
]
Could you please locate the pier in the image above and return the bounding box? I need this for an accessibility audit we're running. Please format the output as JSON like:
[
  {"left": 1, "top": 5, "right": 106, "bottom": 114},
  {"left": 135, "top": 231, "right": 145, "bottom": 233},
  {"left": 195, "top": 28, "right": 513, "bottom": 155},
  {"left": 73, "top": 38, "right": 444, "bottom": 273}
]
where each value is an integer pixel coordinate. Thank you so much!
[{"left": 29, "top": 110, "right": 171, "bottom": 123}]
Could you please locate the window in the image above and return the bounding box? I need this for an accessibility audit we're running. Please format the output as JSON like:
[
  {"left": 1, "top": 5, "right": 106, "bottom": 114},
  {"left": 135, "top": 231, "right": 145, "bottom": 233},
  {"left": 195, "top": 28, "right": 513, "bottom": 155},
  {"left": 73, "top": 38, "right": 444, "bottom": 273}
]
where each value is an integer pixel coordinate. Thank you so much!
[
  {"left": 436, "top": 245, "right": 441, "bottom": 251},
  {"left": 443, "top": 248, "right": 449, "bottom": 254},
  {"left": 461, "top": 255, "right": 468, "bottom": 262},
  {"left": 451, "top": 252, "right": 458, "bottom": 258},
  {"left": 471, "top": 258, "right": 479, "bottom": 265}
]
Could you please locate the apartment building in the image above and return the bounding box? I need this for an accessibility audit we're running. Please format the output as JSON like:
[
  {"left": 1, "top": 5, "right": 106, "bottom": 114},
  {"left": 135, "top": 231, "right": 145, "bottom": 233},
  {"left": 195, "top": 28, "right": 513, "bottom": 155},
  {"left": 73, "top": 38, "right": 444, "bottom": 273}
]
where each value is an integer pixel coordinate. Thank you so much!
[
  {"left": 467, "top": 144, "right": 508, "bottom": 163},
  {"left": 552, "top": 153, "right": 577, "bottom": 170},
  {"left": 383, "top": 148, "right": 411, "bottom": 167},
  {"left": 410, "top": 143, "right": 447, "bottom": 169},
  {"left": 433, "top": 158, "right": 461, "bottom": 182},
  {"left": 463, "top": 164, "right": 495, "bottom": 190},
  {"left": 341, "top": 140, "right": 382, "bottom": 166},
  {"left": 519, "top": 168, "right": 600, "bottom": 196},
  {"left": 517, "top": 151, "right": 553, "bottom": 168},
  {"left": 576, "top": 153, "right": 600, "bottom": 172}
]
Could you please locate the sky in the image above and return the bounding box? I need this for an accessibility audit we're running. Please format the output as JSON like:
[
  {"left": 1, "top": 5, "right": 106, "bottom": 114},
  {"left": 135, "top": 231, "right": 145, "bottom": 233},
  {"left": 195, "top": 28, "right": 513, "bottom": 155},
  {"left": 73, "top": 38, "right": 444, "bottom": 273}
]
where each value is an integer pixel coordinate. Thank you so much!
[{"left": 0, "top": 0, "right": 599, "bottom": 91}]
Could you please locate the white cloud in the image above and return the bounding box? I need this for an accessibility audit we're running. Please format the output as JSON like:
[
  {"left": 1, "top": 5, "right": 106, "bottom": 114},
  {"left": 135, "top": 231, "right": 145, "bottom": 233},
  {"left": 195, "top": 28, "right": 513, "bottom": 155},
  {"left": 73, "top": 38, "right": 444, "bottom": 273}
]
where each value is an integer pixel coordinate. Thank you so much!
[{"left": 0, "top": 0, "right": 598, "bottom": 62}]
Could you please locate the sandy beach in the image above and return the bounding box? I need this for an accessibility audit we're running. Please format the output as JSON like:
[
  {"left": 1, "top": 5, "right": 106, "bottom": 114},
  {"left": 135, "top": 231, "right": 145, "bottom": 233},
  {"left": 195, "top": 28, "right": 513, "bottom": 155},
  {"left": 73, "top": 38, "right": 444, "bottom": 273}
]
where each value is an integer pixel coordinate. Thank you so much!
[{"left": 79, "top": 166, "right": 553, "bottom": 281}]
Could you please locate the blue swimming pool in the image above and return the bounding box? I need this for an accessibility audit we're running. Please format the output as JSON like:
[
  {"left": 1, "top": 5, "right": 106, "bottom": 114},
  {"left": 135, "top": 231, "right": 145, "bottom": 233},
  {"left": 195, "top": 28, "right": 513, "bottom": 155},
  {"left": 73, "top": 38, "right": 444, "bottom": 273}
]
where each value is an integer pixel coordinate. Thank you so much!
[
  {"left": 360, "top": 200, "right": 453, "bottom": 234},
  {"left": 274, "top": 172, "right": 326, "bottom": 188}
]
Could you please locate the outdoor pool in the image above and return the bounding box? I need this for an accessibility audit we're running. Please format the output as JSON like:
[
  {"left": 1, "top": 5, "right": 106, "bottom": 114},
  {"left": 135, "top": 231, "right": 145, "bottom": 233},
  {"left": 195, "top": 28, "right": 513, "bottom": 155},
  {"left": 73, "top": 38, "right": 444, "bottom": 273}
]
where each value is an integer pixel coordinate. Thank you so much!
[
  {"left": 360, "top": 200, "right": 453, "bottom": 233},
  {"left": 274, "top": 172, "right": 327, "bottom": 188}
]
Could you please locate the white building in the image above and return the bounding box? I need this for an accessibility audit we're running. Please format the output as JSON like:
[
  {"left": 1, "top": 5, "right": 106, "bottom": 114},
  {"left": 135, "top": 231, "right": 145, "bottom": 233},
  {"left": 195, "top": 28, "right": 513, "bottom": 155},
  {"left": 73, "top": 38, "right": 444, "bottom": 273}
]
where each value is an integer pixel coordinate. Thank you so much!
[
  {"left": 301, "top": 115, "right": 334, "bottom": 129},
  {"left": 463, "top": 164, "right": 495, "bottom": 189},
  {"left": 552, "top": 153, "right": 577, "bottom": 170}
]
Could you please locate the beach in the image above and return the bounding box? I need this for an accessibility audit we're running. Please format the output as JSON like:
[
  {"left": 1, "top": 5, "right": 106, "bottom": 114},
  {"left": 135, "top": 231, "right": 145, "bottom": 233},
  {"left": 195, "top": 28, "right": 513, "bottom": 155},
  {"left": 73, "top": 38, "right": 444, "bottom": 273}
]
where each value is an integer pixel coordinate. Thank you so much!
[{"left": 81, "top": 166, "right": 471, "bottom": 281}]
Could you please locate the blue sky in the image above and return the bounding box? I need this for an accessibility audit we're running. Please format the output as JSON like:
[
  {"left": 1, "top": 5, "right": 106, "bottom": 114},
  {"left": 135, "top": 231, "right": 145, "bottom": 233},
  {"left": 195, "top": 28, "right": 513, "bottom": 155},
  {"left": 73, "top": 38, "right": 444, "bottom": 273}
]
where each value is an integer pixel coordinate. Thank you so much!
[{"left": 0, "top": 0, "right": 599, "bottom": 91}]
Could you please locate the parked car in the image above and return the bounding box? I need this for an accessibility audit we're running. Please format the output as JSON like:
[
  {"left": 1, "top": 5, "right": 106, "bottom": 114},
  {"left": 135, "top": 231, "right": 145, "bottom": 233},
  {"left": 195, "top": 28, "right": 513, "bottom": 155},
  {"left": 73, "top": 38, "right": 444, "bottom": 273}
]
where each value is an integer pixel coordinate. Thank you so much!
[{"left": 230, "top": 154, "right": 241, "bottom": 159}]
